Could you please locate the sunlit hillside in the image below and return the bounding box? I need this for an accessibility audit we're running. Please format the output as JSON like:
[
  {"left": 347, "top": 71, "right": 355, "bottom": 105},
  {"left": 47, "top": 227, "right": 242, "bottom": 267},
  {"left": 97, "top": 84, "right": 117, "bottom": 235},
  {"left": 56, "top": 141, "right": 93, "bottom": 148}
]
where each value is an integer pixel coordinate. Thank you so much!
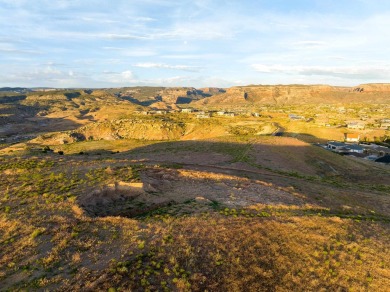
[{"left": 1, "top": 87, "right": 389, "bottom": 290}]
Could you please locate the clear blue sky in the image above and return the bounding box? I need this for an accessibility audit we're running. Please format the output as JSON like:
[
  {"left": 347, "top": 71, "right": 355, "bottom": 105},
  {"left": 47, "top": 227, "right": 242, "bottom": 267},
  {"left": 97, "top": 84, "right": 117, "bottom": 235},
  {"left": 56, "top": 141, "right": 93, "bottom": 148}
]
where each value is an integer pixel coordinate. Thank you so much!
[{"left": 1, "top": 0, "right": 390, "bottom": 88}]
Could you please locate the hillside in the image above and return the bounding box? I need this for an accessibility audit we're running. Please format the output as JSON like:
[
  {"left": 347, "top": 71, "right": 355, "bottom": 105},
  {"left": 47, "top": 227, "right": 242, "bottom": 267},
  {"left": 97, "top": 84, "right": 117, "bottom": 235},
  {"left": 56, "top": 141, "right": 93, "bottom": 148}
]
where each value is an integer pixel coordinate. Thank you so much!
[
  {"left": 109, "top": 87, "right": 224, "bottom": 108},
  {"left": 0, "top": 84, "right": 390, "bottom": 291},
  {"left": 29, "top": 115, "right": 275, "bottom": 146},
  {"left": 197, "top": 84, "right": 390, "bottom": 106},
  {"left": 1, "top": 134, "right": 390, "bottom": 291},
  {"left": 0, "top": 89, "right": 140, "bottom": 138}
]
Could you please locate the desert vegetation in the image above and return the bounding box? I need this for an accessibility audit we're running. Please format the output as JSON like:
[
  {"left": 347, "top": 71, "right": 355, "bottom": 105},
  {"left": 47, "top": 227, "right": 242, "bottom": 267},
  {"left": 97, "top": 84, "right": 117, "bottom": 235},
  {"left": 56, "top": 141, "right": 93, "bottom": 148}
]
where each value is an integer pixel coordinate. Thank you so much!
[{"left": 1, "top": 86, "right": 390, "bottom": 291}]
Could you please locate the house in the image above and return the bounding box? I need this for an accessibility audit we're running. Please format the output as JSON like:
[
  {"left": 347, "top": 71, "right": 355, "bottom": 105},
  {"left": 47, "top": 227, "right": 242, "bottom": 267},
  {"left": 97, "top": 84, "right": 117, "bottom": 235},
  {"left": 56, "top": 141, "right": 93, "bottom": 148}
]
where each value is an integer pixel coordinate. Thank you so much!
[
  {"left": 380, "top": 122, "right": 390, "bottom": 130},
  {"left": 338, "top": 107, "right": 346, "bottom": 113},
  {"left": 289, "top": 114, "right": 305, "bottom": 120},
  {"left": 345, "top": 144, "right": 364, "bottom": 153},
  {"left": 196, "top": 113, "right": 210, "bottom": 119},
  {"left": 347, "top": 122, "right": 365, "bottom": 130},
  {"left": 364, "top": 155, "right": 379, "bottom": 161},
  {"left": 181, "top": 108, "right": 193, "bottom": 113},
  {"left": 216, "top": 111, "right": 226, "bottom": 116},
  {"left": 327, "top": 141, "right": 365, "bottom": 154},
  {"left": 224, "top": 112, "right": 235, "bottom": 117},
  {"left": 327, "top": 141, "right": 348, "bottom": 152},
  {"left": 344, "top": 133, "right": 360, "bottom": 143}
]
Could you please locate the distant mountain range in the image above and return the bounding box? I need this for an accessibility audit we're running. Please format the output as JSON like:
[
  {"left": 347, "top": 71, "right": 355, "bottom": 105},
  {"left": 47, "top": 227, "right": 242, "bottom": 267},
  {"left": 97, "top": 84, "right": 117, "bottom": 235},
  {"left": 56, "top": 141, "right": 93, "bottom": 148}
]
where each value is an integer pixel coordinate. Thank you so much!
[
  {"left": 1, "top": 83, "right": 390, "bottom": 107},
  {"left": 0, "top": 87, "right": 33, "bottom": 93}
]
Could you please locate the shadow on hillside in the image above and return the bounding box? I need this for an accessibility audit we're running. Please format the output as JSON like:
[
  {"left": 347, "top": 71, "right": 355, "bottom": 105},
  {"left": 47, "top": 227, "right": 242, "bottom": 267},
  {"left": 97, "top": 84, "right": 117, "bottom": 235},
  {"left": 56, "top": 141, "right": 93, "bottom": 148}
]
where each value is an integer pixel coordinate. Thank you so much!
[
  {"left": 64, "top": 92, "right": 81, "bottom": 100},
  {"left": 0, "top": 103, "right": 41, "bottom": 121},
  {"left": 4, "top": 136, "right": 389, "bottom": 218},
  {"left": 0, "top": 109, "right": 83, "bottom": 139},
  {"left": 0, "top": 117, "right": 82, "bottom": 148},
  {"left": 70, "top": 139, "right": 390, "bottom": 219},
  {"left": 118, "top": 96, "right": 157, "bottom": 106},
  {"left": 0, "top": 94, "right": 27, "bottom": 104},
  {"left": 274, "top": 132, "right": 329, "bottom": 143},
  {"left": 54, "top": 138, "right": 389, "bottom": 186}
]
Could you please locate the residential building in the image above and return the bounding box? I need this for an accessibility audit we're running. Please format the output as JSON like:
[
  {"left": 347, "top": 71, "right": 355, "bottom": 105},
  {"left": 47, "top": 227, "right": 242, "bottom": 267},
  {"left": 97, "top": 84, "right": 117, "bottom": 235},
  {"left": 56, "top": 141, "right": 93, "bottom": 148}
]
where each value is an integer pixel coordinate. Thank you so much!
[
  {"left": 327, "top": 141, "right": 347, "bottom": 152},
  {"left": 345, "top": 144, "right": 364, "bottom": 153},
  {"left": 347, "top": 122, "right": 365, "bottom": 130},
  {"left": 380, "top": 122, "right": 390, "bottom": 130},
  {"left": 327, "top": 141, "right": 365, "bottom": 154},
  {"left": 289, "top": 114, "right": 305, "bottom": 120},
  {"left": 196, "top": 114, "right": 210, "bottom": 119},
  {"left": 344, "top": 133, "right": 360, "bottom": 142}
]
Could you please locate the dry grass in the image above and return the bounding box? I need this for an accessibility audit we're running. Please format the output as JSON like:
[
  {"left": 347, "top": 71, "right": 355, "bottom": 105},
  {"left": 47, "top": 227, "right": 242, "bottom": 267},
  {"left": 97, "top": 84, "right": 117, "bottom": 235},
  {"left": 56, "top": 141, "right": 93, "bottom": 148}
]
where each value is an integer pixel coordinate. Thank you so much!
[
  {"left": 1, "top": 125, "right": 390, "bottom": 291},
  {"left": 52, "top": 139, "right": 155, "bottom": 154}
]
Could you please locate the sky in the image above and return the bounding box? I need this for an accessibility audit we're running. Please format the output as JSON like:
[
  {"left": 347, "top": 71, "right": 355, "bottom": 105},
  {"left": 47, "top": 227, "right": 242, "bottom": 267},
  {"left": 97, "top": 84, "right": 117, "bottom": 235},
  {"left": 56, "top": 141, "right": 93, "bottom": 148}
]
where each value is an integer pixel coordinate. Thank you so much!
[{"left": 1, "top": 0, "right": 390, "bottom": 88}]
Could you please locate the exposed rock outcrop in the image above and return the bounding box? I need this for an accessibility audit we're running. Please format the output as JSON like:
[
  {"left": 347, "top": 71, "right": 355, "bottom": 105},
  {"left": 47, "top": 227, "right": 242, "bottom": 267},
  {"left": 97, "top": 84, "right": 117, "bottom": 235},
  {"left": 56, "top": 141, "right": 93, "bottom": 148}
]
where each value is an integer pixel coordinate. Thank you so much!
[{"left": 197, "top": 84, "right": 390, "bottom": 106}]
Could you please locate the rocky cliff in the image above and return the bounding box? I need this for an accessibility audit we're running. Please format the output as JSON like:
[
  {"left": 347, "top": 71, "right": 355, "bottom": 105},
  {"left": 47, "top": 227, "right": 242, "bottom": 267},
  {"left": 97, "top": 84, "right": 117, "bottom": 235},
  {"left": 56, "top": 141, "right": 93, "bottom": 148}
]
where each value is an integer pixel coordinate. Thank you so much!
[
  {"left": 197, "top": 84, "right": 390, "bottom": 106},
  {"left": 116, "top": 87, "right": 223, "bottom": 106}
]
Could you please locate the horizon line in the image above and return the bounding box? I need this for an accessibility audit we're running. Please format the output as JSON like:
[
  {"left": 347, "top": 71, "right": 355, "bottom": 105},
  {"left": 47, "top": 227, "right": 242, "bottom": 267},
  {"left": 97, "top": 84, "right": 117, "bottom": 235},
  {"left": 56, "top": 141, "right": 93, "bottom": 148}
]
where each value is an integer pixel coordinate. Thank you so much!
[{"left": 2, "top": 82, "right": 390, "bottom": 90}]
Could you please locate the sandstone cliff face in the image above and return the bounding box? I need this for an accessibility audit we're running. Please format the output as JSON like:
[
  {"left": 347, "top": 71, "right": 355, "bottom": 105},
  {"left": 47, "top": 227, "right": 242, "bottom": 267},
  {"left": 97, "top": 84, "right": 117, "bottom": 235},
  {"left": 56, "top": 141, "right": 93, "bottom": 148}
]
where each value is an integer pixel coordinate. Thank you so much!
[
  {"left": 199, "top": 85, "right": 335, "bottom": 105},
  {"left": 158, "top": 87, "right": 201, "bottom": 104},
  {"left": 112, "top": 87, "right": 224, "bottom": 107},
  {"left": 197, "top": 84, "right": 390, "bottom": 105},
  {"left": 358, "top": 83, "right": 390, "bottom": 92},
  {"left": 242, "top": 85, "right": 338, "bottom": 104}
]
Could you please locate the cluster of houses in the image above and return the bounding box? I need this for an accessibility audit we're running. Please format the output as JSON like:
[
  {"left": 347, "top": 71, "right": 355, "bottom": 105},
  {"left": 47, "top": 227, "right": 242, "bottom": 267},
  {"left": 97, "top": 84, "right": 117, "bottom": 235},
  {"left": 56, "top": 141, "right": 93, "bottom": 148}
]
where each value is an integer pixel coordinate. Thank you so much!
[
  {"left": 325, "top": 134, "right": 390, "bottom": 163},
  {"left": 300, "top": 116, "right": 389, "bottom": 130},
  {"left": 347, "top": 122, "right": 366, "bottom": 130},
  {"left": 346, "top": 119, "right": 390, "bottom": 130},
  {"left": 135, "top": 108, "right": 260, "bottom": 119},
  {"left": 315, "top": 120, "right": 390, "bottom": 130},
  {"left": 287, "top": 109, "right": 390, "bottom": 163},
  {"left": 289, "top": 106, "right": 390, "bottom": 130}
]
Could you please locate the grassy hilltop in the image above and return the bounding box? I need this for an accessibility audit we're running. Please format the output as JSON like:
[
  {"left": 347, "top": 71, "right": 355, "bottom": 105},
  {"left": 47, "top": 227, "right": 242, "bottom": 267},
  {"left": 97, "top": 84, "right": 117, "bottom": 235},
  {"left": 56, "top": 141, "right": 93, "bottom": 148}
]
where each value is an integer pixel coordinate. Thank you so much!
[{"left": 0, "top": 86, "right": 390, "bottom": 291}]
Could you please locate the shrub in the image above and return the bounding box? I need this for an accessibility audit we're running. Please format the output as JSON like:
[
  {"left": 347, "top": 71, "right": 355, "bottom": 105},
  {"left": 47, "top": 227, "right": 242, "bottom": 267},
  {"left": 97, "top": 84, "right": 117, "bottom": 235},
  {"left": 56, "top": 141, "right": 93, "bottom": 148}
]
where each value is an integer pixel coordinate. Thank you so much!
[
  {"left": 31, "top": 228, "right": 45, "bottom": 239},
  {"left": 43, "top": 146, "right": 52, "bottom": 151}
]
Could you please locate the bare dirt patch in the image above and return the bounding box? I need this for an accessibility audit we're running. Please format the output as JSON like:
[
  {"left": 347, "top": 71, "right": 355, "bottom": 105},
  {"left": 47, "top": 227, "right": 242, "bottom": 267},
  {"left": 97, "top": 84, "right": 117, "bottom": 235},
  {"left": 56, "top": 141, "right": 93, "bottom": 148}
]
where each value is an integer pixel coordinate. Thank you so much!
[
  {"left": 77, "top": 167, "right": 308, "bottom": 219},
  {"left": 77, "top": 181, "right": 174, "bottom": 218}
]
